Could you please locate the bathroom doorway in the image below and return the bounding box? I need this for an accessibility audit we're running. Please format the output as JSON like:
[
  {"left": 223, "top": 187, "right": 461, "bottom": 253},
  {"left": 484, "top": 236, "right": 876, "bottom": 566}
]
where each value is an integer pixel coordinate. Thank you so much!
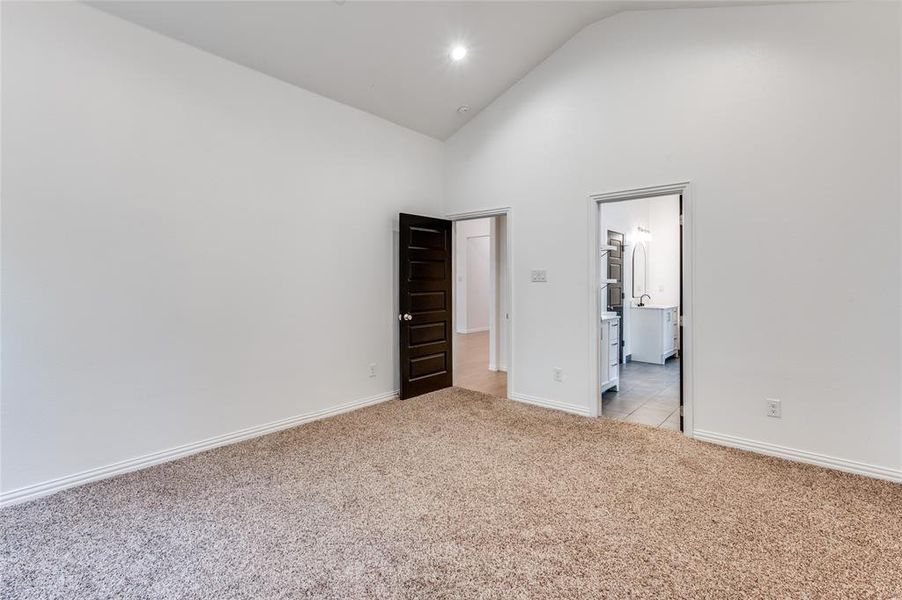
[{"left": 588, "top": 184, "right": 692, "bottom": 433}]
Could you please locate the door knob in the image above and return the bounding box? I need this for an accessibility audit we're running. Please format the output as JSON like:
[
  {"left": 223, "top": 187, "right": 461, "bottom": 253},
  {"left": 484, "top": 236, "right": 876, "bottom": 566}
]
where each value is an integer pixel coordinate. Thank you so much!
[{"left": 399, "top": 313, "right": 413, "bottom": 321}]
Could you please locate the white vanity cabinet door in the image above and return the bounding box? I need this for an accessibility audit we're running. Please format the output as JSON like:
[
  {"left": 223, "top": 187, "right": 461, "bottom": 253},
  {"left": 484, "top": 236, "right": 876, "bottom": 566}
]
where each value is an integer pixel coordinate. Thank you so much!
[
  {"left": 608, "top": 325, "right": 619, "bottom": 382},
  {"left": 600, "top": 317, "right": 620, "bottom": 393},
  {"left": 601, "top": 325, "right": 609, "bottom": 375},
  {"left": 670, "top": 308, "right": 679, "bottom": 355},
  {"left": 633, "top": 306, "right": 679, "bottom": 364},
  {"left": 662, "top": 309, "right": 675, "bottom": 354}
]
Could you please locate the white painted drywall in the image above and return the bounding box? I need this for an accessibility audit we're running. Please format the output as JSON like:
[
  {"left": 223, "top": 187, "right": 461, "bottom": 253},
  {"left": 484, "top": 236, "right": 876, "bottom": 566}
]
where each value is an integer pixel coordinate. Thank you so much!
[
  {"left": 0, "top": 2, "right": 443, "bottom": 493},
  {"left": 454, "top": 218, "right": 492, "bottom": 333},
  {"left": 466, "top": 236, "right": 491, "bottom": 332},
  {"left": 444, "top": 3, "right": 901, "bottom": 471},
  {"left": 647, "top": 196, "right": 680, "bottom": 308}
]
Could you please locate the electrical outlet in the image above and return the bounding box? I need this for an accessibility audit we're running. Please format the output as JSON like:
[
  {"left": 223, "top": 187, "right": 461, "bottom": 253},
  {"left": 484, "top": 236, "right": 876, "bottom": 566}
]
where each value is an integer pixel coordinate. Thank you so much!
[
  {"left": 766, "top": 398, "right": 781, "bottom": 418},
  {"left": 368, "top": 363, "right": 377, "bottom": 378},
  {"left": 531, "top": 270, "right": 547, "bottom": 283},
  {"left": 553, "top": 367, "right": 563, "bottom": 382}
]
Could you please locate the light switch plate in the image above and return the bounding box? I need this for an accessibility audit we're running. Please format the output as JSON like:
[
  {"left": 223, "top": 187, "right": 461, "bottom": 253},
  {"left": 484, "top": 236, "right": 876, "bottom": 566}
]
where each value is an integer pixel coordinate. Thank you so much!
[{"left": 531, "top": 269, "right": 547, "bottom": 283}]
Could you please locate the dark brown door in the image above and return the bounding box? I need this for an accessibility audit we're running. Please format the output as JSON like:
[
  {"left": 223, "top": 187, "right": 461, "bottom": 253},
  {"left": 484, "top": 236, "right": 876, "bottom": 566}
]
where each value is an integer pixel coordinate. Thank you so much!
[
  {"left": 399, "top": 213, "right": 453, "bottom": 399},
  {"left": 606, "top": 230, "right": 624, "bottom": 363}
]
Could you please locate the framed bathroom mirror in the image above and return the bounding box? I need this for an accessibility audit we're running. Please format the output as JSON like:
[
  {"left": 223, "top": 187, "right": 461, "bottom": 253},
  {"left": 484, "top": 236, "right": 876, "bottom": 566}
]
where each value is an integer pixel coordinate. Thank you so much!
[{"left": 632, "top": 242, "right": 648, "bottom": 298}]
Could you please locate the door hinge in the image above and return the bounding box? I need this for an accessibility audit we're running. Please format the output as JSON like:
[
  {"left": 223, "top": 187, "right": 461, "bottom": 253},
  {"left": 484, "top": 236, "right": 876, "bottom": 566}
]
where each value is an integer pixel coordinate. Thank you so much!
[
  {"left": 679, "top": 214, "right": 684, "bottom": 226},
  {"left": 679, "top": 314, "right": 685, "bottom": 327}
]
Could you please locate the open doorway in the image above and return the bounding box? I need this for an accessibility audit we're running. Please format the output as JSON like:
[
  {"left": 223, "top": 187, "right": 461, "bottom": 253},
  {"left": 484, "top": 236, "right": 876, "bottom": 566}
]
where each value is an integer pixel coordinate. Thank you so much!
[
  {"left": 452, "top": 214, "right": 510, "bottom": 398},
  {"left": 595, "top": 192, "right": 684, "bottom": 430}
]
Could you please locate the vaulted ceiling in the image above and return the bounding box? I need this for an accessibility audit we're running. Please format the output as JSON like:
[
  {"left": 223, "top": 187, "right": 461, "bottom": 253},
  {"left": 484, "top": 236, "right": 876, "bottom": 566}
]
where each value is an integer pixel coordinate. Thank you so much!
[{"left": 90, "top": 1, "right": 769, "bottom": 139}]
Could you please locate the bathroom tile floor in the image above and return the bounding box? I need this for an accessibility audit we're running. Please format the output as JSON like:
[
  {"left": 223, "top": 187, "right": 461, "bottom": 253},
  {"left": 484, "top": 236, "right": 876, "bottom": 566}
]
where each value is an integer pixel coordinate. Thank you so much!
[{"left": 602, "top": 357, "right": 680, "bottom": 430}]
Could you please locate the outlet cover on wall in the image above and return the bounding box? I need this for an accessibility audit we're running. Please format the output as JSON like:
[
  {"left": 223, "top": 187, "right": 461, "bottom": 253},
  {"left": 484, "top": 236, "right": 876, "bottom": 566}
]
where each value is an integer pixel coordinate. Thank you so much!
[
  {"left": 531, "top": 269, "right": 547, "bottom": 283},
  {"left": 369, "top": 363, "right": 377, "bottom": 378},
  {"left": 766, "top": 398, "right": 781, "bottom": 418},
  {"left": 553, "top": 367, "right": 563, "bottom": 382}
]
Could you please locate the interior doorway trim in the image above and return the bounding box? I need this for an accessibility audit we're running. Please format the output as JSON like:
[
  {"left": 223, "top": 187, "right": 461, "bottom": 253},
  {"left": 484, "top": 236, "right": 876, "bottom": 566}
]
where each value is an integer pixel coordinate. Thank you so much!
[
  {"left": 446, "top": 207, "right": 513, "bottom": 401},
  {"left": 587, "top": 183, "right": 694, "bottom": 435}
]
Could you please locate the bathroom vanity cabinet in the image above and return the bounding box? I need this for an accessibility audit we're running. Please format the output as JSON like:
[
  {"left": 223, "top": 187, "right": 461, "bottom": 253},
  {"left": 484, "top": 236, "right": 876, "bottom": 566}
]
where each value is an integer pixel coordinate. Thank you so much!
[
  {"left": 631, "top": 305, "right": 679, "bottom": 365},
  {"left": 600, "top": 315, "right": 621, "bottom": 393}
]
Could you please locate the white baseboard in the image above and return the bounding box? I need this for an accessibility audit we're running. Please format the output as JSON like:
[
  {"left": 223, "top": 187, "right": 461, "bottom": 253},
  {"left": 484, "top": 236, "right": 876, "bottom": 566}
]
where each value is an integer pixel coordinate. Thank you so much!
[
  {"left": 693, "top": 429, "right": 902, "bottom": 484},
  {"left": 508, "top": 392, "right": 591, "bottom": 417},
  {"left": 0, "top": 390, "right": 399, "bottom": 507}
]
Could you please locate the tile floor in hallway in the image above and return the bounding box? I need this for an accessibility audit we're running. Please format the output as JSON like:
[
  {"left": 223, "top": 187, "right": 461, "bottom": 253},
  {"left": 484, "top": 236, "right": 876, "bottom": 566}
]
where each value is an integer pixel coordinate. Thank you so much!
[
  {"left": 454, "top": 331, "right": 507, "bottom": 398},
  {"left": 602, "top": 357, "right": 680, "bottom": 430}
]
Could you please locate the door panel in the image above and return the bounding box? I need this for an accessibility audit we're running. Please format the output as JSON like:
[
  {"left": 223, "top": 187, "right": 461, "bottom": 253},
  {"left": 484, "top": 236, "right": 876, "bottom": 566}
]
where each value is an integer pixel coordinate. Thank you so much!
[
  {"left": 399, "top": 213, "right": 453, "bottom": 399},
  {"left": 409, "top": 291, "right": 446, "bottom": 313},
  {"left": 409, "top": 259, "right": 446, "bottom": 280},
  {"left": 410, "top": 352, "right": 448, "bottom": 379},
  {"left": 409, "top": 322, "right": 447, "bottom": 346}
]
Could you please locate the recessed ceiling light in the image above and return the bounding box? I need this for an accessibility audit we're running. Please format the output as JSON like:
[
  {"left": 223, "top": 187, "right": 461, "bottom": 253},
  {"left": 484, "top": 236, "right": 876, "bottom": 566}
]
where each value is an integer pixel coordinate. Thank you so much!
[
  {"left": 457, "top": 105, "right": 470, "bottom": 114},
  {"left": 450, "top": 45, "right": 468, "bottom": 62}
]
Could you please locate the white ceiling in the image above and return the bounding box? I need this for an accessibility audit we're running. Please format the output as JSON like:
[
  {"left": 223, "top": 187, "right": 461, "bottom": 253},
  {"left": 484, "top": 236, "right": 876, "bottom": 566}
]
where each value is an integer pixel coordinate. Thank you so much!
[{"left": 89, "top": 1, "right": 767, "bottom": 140}]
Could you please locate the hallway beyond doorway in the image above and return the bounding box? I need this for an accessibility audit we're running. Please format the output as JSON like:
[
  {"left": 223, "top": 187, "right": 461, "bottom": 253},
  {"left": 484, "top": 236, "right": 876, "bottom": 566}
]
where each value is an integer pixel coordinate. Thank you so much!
[{"left": 455, "top": 331, "right": 506, "bottom": 398}]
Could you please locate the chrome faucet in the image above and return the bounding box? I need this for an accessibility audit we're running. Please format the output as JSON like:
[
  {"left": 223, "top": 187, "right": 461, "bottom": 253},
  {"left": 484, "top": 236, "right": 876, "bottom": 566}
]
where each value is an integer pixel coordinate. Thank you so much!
[{"left": 638, "top": 294, "right": 650, "bottom": 307}]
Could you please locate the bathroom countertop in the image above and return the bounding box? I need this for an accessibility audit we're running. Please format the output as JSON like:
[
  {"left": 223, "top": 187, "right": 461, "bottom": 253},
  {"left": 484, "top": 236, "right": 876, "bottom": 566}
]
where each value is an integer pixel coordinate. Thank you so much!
[
  {"left": 632, "top": 304, "right": 677, "bottom": 310},
  {"left": 601, "top": 313, "right": 621, "bottom": 321}
]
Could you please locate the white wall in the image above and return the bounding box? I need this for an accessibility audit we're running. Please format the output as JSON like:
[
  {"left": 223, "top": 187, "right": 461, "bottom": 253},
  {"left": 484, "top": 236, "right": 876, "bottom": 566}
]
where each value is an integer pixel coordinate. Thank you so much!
[
  {"left": 647, "top": 196, "right": 680, "bottom": 308},
  {"left": 466, "top": 237, "right": 490, "bottom": 332},
  {"left": 444, "top": 3, "right": 901, "bottom": 474},
  {"left": 454, "top": 218, "right": 492, "bottom": 333},
  {"left": 0, "top": 2, "right": 443, "bottom": 494}
]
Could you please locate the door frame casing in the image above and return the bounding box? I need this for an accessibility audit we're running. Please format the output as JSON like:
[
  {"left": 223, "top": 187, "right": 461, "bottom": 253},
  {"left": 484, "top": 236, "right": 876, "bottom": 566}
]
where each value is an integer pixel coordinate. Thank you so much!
[
  {"left": 587, "top": 183, "right": 694, "bottom": 435},
  {"left": 446, "top": 207, "right": 513, "bottom": 400}
]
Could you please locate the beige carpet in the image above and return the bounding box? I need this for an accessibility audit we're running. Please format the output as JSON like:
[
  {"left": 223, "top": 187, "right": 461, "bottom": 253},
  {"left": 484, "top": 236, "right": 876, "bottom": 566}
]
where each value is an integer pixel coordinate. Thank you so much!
[{"left": 2, "top": 388, "right": 901, "bottom": 599}]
